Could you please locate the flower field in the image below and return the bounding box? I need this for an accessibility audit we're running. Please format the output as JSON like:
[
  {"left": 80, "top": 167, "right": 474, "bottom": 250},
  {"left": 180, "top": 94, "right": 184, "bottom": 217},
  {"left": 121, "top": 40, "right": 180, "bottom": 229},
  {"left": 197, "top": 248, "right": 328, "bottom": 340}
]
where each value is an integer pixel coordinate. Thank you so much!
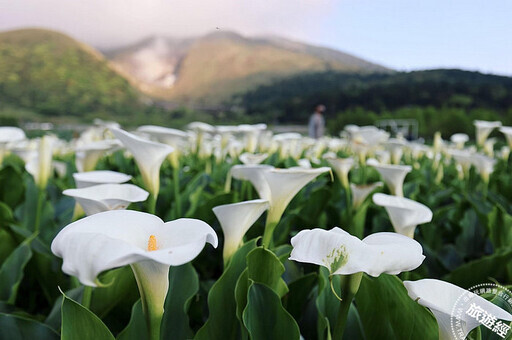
[{"left": 0, "top": 120, "right": 511, "bottom": 340}]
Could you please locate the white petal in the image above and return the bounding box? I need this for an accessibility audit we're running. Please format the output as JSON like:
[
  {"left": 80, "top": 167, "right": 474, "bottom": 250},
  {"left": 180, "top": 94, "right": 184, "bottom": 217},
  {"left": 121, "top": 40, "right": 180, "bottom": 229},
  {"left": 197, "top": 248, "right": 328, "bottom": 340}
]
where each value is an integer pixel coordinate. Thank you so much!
[
  {"left": 73, "top": 170, "right": 132, "bottom": 188},
  {"left": 213, "top": 199, "right": 269, "bottom": 258},
  {"left": 289, "top": 227, "right": 424, "bottom": 276},
  {"left": 51, "top": 211, "right": 217, "bottom": 286},
  {"left": 230, "top": 164, "right": 274, "bottom": 200},
  {"left": 63, "top": 184, "right": 149, "bottom": 215},
  {"left": 262, "top": 167, "right": 331, "bottom": 215},
  {"left": 367, "top": 161, "right": 411, "bottom": 197},
  {"left": 372, "top": 193, "right": 433, "bottom": 237},
  {"left": 404, "top": 279, "right": 512, "bottom": 340},
  {"left": 0, "top": 127, "right": 26, "bottom": 144},
  {"left": 110, "top": 127, "right": 173, "bottom": 195}
]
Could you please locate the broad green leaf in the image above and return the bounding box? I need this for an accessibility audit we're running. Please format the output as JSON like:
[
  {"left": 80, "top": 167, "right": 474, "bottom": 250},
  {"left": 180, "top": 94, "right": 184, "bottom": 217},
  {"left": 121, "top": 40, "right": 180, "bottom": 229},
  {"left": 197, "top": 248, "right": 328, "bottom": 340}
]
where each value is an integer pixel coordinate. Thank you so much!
[
  {"left": 0, "top": 165, "right": 24, "bottom": 209},
  {"left": 356, "top": 274, "right": 438, "bottom": 340},
  {"left": 246, "top": 247, "right": 288, "bottom": 297},
  {"left": 0, "top": 313, "right": 59, "bottom": 340},
  {"left": 284, "top": 272, "right": 317, "bottom": 320},
  {"left": 116, "top": 300, "right": 148, "bottom": 340},
  {"left": 455, "top": 209, "right": 486, "bottom": 258},
  {"left": 351, "top": 200, "right": 370, "bottom": 238},
  {"left": 194, "top": 239, "right": 258, "bottom": 340},
  {"left": 45, "top": 287, "right": 83, "bottom": 331},
  {"left": 487, "top": 206, "right": 512, "bottom": 251},
  {"left": 443, "top": 248, "right": 512, "bottom": 287},
  {"left": 242, "top": 283, "right": 300, "bottom": 340},
  {"left": 91, "top": 266, "right": 139, "bottom": 319},
  {"left": 316, "top": 267, "right": 342, "bottom": 339},
  {"left": 61, "top": 291, "right": 115, "bottom": 340},
  {"left": 0, "top": 234, "right": 34, "bottom": 303},
  {"left": 161, "top": 263, "right": 199, "bottom": 340},
  {"left": 0, "top": 228, "right": 17, "bottom": 265}
]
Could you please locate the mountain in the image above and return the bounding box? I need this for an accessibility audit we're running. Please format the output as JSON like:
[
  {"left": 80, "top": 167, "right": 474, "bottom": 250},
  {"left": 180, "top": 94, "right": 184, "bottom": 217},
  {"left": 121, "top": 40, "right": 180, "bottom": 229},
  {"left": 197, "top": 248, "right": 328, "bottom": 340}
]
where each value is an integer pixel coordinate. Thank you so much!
[
  {"left": 104, "top": 31, "right": 390, "bottom": 102},
  {"left": 0, "top": 28, "right": 143, "bottom": 120}
]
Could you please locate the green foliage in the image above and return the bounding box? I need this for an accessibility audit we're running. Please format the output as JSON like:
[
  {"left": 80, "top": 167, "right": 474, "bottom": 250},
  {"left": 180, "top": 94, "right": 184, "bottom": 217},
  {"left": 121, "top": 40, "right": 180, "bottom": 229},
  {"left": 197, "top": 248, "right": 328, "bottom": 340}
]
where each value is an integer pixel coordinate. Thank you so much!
[{"left": 61, "top": 292, "right": 115, "bottom": 340}]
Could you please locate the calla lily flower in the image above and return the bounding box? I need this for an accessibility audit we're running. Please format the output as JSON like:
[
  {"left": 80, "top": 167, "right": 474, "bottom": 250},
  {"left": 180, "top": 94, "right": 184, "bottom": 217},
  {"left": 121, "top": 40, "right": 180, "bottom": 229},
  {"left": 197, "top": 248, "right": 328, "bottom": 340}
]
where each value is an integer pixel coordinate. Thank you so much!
[
  {"left": 0, "top": 127, "right": 26, "bottom": 165},
  {"left": 51, "top": 210, "right": 217, "bottom": 340},
  {"left": 289, "top": 227, "right": 425, "bottom": 276},
  {"left": 75, "top": 140, "right": 119, "bottom": 172},
  {"left": 404, "top": 279, "right": 512, "bottom": 340},
  {"left": 73, "top": 170, "right": 132, "bottom": 189},
  {"left": 386, "top": 139, "right": 406, "bottom": 164},
  {"left": 25, "top": 135, "right": 55, "bottom": 190},
  {"left": 63, "top": 184, "right": 149, "bottom": 216},
  {"left": 230, "top": 164, "right": 330, "bottom": 246},
  {"left": 499, "top": 126, "right": 512, "bottom": 148},
  {"left": 450, "top": 133, "right": 469, "bottom": 149},
  {"left": 350, "top": 182, "right": 383, "bottom": 209},
  {"left": 372, "top": 193, "right": 433, "bottom": 238},
  {"left": 367, "top": 158, "right": 411, "bottom": 197},
  {"left": 474, "top": 120, "right": 502, "bottom": 147},
  {"left": 137, "top": 125, "right": 188, "bottom": 168},
  {"left": 324, "top": 156, "right": 354, "bottom": 189},
  {"left": 470, "top": 153, "right": 496, "bottom": 183},
  {"left": 239, "top": 152, "right": 268, "bottom": 165},
  {"left": 110, "top": 127, "right": 174, "bottom": 199},
  {"left": 212, "top": 199, "right": 269, "bottom": 261}
]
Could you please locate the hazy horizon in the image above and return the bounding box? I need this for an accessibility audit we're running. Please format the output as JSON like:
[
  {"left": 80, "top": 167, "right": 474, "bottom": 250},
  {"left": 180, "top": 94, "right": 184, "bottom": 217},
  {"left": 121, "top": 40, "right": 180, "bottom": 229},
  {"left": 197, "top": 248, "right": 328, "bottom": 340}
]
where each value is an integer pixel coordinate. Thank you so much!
[{"left": 1, "top": 0, "right": 511, "bottom": 76}]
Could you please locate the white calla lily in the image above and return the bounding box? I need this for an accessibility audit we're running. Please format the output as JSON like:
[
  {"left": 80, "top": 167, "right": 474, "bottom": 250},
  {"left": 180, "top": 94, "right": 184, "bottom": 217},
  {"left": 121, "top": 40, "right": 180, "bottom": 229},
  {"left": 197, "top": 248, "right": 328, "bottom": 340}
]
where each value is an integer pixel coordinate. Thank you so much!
[
  {"left": 51, "top": 210, "right": 217, "bottom": 340},
  {"left": 367, "top": 158, "right": 412, "bottom": 197},
  {"left": 73, "top": 170, "right": 132, "bottom": 188},
  {"left": 239, "top": 152, "right": 268, "bottom": 165},
  {"left": 25, "top": 135, "right": 55, "bottom": 190},
  {"left": 290, "top": 227, "right": 425, "bottom": 276},
  {"left": 0, "top": 127, "right": 26, "bottom": 165},
  {"left": 450, "top": 133, "right": 469, "bottom": 149},
  {"left": 63, "top": 184, "right": 149, "bottom": 216},
  {"left": 110, "top": 127, "right": 173, "bottom": 201},
  {"left": 350, "top": 182, "right": 383, "bottom": 209},
  {"left": 470, "top": 153, "right": 496, "bottom": 183},
  {"left": 75, "top": 140, "right": 119, "bottom": 172},
  {"left": 230, "top": 164, "right": 330, "bottom": 246},
  {"left": 474, "top": 120, "right": 502, "bottom": 147},
  {"left": 372, "top": 193, "right": 433, "bottom": 238},
  {"left": 324, "top": 156, "right": 354, "bottom": 189},
  {"left": 404, "top": 279, "right": 512, "bottom": 340},
  {"left": 499, "top": 126, "right": 512, "bottom": 148},
  {"left": 213, "top": 199, "right": 269, "bottom": 261}
]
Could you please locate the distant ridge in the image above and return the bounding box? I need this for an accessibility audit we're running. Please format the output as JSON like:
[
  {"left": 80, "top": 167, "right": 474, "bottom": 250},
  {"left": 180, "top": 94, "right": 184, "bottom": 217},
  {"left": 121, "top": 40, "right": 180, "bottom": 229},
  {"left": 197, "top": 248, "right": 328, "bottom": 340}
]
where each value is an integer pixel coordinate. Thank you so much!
[{"left": 104, "top": 31, "right": 391, "bottom": 102}]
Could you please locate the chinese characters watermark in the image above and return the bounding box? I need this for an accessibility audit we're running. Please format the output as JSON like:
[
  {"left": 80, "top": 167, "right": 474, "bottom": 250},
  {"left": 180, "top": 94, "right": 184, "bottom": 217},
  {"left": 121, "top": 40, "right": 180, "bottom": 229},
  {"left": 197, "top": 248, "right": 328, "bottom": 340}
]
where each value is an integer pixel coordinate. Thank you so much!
[{"left": 451, "top": 283, "right": 512, "bottom": 339}]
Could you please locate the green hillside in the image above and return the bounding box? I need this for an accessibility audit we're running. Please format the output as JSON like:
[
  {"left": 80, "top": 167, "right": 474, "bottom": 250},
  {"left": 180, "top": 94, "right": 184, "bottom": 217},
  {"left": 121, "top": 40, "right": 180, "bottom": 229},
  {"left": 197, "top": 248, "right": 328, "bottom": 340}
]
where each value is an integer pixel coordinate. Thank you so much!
[
  {"left": 235, "top": 69, "right": 512, "bottom": 136},
  {"left": 0, "top": 28, "right": 143, "bottom": 122}
]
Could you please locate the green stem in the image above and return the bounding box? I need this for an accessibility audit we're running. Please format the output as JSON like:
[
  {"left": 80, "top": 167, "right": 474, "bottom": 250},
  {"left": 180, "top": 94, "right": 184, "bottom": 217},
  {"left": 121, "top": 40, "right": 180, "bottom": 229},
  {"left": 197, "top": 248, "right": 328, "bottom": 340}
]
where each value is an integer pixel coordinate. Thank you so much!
[
  {"left": 173, "top": 166, "right": 182, "bottom": 217},
  {"left": 344, "top": 187, "right": 352, "bottom": 225},
  {"left": 34, "top": 189, "right": 45, "bottom": 233},
  {"left": 147, "top": 194, "right": 157, "bottom": 215},
  {"left": 332, "top": 273, "right": 363, "bottom": 340},
  {"left": 262, "top": 213, "right": 280, "bottom": 248},
  {"left": 82, "top": 285, "right": 93, "bottom": 309}
]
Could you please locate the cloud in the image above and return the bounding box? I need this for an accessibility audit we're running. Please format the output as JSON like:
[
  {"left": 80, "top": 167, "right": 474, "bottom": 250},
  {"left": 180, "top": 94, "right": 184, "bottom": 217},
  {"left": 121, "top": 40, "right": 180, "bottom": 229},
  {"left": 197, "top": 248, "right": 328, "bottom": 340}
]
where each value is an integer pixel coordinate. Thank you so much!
[{"left": 0, "top": 0, "right": 334, "bottom": 48}]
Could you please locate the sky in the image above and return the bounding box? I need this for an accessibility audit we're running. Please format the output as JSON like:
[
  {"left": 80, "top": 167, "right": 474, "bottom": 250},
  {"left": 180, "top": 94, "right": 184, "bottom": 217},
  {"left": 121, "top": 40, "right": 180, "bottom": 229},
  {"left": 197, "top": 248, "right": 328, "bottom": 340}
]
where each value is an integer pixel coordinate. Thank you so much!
[{"left": 1, "top": 0, "right": 511, "bottom": 75}]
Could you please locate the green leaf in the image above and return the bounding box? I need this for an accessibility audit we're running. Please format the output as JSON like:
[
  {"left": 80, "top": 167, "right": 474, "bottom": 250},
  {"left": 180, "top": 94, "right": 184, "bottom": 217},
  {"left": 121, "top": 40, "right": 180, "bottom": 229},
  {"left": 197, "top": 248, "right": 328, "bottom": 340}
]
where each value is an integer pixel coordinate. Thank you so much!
[
  {"left": 116, "top": 300, "right": 148, "bottom": 340},
  {"left": 486, "top": 206, "right": 512, "bottom": 251},
  {"left": 356, "top": 274, "right": 438, "bottom": 340},
  {"left": 194, "top": 239, "right": 258, "bottom": 340},
  {"left": 161, "top": 263, "right": 199, "bottom": 340},
  {"left": 0, "top": 165, "right": 24, "bottom": 209},
  {"left": 242, "top": 283, "right": 300, "bottom": 340},
  {"left": 0, "top": 313, "right": 59, "bottom": 340},
  {"left": 0, "top": 228, "right": 17, "bottom": 265},
  {"left": 284, "top": 272, "right": 317, "bottom": 320},
  {"left": 61, "top": 291, "right": 115, "bottom": 340},
  {"left": 443, "top": 248, "right": 512, "bottom": 287},
  {"left": 0, "top": 234, "right": 34, "bottom": 303},
  {"left": 45, "top": 286, "right": 83, "bottom": 331},
  {"left": 246, "top": 247, "right": 288, "bottom": 297},
  {"left": 90, "top": 266, "right": 139, "bottom": 319},
  {"left": 316, "top": 267, "right": 342, "bottom": 339}
]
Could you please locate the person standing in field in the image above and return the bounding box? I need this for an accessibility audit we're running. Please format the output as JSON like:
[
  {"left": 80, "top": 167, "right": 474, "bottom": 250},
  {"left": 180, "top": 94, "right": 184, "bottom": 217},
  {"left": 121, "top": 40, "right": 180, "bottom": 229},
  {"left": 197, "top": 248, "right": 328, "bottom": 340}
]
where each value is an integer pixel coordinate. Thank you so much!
[{"left": 308, "top": 104, "right": 326, "bottom": 139}]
